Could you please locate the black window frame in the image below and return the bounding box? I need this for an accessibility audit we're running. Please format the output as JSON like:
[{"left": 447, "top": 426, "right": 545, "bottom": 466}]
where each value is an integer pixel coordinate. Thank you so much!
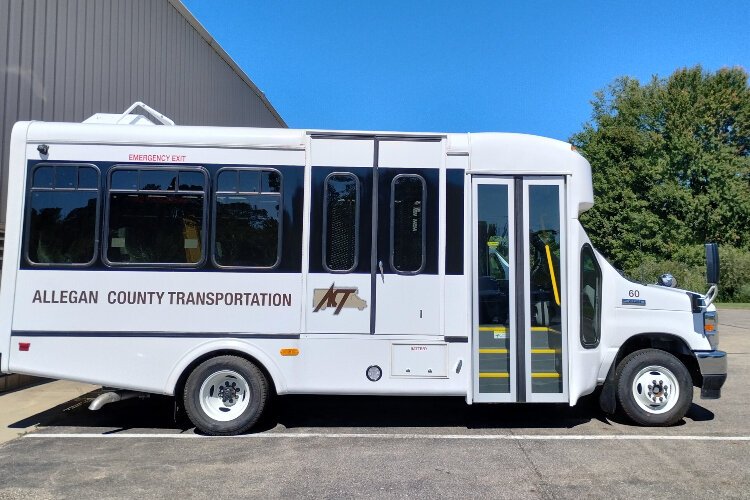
[
  {"left": 211, "top": 166, "right": 284, "bottom": 270},
  {"left": 322, "top": 172, "right": 360, "bottom": 273},
  {"left": 580, "top": 243, "right": 602, "bottom": 349},
  {"left": 103, "top": 165, "right": 209, "bottom": 268},
  {"left": 389, "top": 173, "right": 427, "bottom": 275},
  {"left": 24, "top": 163, "right": 102, "bottom": 267}
]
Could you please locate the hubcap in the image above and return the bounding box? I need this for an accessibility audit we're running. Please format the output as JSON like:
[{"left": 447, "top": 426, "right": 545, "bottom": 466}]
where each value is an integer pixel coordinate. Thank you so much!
[
  {"left": 199, "top": 370, "right": 251, "bottom": 422},
  {"left": 632, "top": 365, "right": 680, "bottom": 415}
]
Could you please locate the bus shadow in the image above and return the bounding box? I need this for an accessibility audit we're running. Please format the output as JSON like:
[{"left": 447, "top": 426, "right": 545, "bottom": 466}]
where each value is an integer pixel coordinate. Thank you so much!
[
  {"left": 263, "top": 394, "right": 603, "bottom": 431},
  {"left": 9, "top": 389, "right": 714, "bottom": 433}
]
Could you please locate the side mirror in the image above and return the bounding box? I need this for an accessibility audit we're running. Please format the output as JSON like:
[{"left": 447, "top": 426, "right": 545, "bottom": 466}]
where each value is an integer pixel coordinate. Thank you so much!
[{"left": 705, "top": 243, "right": 719, "bottom": 285}]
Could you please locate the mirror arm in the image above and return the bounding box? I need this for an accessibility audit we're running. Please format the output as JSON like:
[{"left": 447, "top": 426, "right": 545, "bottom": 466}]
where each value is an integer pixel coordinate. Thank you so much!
[{"left": 704, "top": 285, "right": 718, "bottom": 307}]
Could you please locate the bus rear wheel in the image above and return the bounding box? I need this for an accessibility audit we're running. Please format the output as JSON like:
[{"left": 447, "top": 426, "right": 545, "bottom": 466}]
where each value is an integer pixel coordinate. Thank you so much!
[
  {"left": 615, "top": 348, "right": 692, "bottom": 426},
  {"left": 184, "top": 355, "right": 268, "bottom": 436}
]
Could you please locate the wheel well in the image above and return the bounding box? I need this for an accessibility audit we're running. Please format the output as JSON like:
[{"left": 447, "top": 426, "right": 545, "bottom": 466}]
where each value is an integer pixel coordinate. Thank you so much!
[
  {"left": 614, "top": 333, "right": 702, "bottom": 387},
  {"left": 174, "top": 350, "right": 278, "bottom": 403}
]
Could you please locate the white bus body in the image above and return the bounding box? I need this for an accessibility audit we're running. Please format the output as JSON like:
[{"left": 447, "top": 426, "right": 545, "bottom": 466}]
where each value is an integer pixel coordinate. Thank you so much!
[{"left": 0, "top": 112, "right": 727, "bottom": 434}]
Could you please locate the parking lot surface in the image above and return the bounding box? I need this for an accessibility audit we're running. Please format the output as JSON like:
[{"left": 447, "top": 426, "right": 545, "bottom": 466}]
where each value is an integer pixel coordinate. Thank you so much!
[{"left": 1, "top": 308, "right": 748, "bottom": 499}]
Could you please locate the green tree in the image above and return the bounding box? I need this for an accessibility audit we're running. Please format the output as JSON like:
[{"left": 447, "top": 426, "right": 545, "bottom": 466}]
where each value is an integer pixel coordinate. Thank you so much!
[{"left": 571, "top": 66, "right": 750, "bottom": 274}]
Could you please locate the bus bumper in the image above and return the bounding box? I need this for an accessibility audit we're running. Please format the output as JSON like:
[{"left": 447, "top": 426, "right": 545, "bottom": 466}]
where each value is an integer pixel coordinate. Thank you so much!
[{"left": 695, "top": 350, "right": 727, "bottom": 399}]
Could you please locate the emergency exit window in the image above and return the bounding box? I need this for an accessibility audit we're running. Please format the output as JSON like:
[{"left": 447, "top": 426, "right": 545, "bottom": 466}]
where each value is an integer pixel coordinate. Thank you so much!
[
  {"left": 105, "top": 167, "right": 207, "bottom": 266},
  {"left": 26, "top": 164, "right": 100, "bottom": 266}
]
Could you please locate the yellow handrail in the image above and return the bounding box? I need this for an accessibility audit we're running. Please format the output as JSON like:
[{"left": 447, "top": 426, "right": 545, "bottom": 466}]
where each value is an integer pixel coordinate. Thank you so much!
[{"left": 545, "top": 244, "right": 561, "bottom": 306}]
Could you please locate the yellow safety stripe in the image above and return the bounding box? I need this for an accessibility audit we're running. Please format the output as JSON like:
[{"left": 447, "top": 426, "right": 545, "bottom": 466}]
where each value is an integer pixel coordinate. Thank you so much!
[
  {"left": 478, "top": 348, "right": 561, "bottom": 354},
  {"left": 478, "top": 326, "right": 561, "bottom": 333},
  {"left": 479, "top": 373, "right": 559, "bottom": 379},
  {"left": 531, "top": 348, "right": 561, "bottom": 354},
  {"left": 545, "top": 244, "right": 561, "bottom": 306}
]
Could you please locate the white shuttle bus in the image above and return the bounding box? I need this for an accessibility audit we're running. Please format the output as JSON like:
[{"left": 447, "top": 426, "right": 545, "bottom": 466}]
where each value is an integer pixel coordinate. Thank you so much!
[{"left": 0, "top": 104, "right": 727, "bottom": 435}]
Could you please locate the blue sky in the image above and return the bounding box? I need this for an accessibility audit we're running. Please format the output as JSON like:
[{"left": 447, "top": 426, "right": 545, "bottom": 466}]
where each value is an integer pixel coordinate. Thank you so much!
[{"left": 183, "top": 1, "right": 750, "bottom": 141}]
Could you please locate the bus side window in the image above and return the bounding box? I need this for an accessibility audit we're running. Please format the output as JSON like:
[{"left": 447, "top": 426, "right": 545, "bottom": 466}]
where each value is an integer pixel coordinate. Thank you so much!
[
  {"left": 213, "top": 168, "right": 283, "bottom": 269},
  {"left": 580, "top": 244, "right": 602, "bottom": 348},
  {"left": 390, "top": 174, "right": 426, "bottom": 274},
  {"left": 323, "top": 173, "right": 359, "bottom": 272},
  {"left": 105, "top": 167, "right": 207, "bottom": 266},
  {"left": 26, "top": 164, "right": 100, "bottom": 266}
]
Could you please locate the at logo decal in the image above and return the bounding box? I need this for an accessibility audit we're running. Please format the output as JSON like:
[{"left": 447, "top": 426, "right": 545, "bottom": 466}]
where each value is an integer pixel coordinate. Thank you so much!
[{"left": 313, "top": 284, "right": 367, "bottom": 315}]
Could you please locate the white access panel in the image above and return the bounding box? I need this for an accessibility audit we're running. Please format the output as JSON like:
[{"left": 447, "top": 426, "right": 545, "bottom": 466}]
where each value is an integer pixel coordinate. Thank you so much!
[{"left": 391, "top": 343, "right": 448, "bottom": 377}]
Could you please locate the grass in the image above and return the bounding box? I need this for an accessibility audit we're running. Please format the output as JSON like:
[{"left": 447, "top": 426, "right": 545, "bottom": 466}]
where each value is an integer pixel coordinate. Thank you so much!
[{"left": 716, "top": 303, "right": 750, "bottom": 310}]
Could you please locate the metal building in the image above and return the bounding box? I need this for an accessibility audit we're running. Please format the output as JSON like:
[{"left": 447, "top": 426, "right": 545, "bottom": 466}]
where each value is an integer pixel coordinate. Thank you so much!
[
  {"left": 0, "top": 0, "right": 286, "bottom": 221},
  {"left": 0, "top": 0, "right": 286, "bottom": 392}
]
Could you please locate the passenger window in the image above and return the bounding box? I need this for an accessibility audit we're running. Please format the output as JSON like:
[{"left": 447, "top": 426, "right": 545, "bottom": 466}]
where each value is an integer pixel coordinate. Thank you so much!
[
  {"left": 106, "top": 167, "right": 206, "bottom": 266},
  {"left": 580, "top": 244, "right": 602, "bottom": 348},
  {"left": 213, "top": 168, "right": 282, "bottom": 268},
  {"left": 391, "top": 174, "right": 426, "bottom": 274},
  {"left": 323, "top": 173, "right": 359, "bottom": 272},
  {"left": 27, "top": 165, "right": 100, "bottom": 265}
]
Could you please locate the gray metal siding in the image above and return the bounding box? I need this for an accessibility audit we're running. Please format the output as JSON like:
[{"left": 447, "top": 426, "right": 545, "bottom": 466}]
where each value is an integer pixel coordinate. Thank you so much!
[{"left": 0, "top": 0, "right": 285, "bottom": 224}]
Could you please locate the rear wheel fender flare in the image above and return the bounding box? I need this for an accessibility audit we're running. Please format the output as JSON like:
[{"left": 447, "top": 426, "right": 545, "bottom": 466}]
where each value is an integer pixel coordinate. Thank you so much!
[{"left": 165, "top": 339, "right": 286, "bottom": 396}]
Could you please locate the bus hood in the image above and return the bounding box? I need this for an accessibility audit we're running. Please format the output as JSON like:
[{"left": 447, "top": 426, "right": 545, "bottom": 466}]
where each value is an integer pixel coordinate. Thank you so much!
[{"left": 615, "top": 281, "right": 696, "bottom": 313}]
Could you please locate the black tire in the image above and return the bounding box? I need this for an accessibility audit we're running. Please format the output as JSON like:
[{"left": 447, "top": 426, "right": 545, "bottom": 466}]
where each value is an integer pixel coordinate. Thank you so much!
[
  {"left": 615, "top": 348, "right": 692, "bottom": 426},
  {"left": 183, "top": 355, "right": 268, "bottom": 436}
]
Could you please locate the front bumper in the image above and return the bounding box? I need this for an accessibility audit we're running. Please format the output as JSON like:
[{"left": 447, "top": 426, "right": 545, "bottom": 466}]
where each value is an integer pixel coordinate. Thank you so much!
[{"left": 695, "top": 350, "right": 727, "bottom": 399}]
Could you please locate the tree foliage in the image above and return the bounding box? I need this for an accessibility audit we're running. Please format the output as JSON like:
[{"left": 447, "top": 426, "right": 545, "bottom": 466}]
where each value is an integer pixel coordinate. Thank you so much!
[{"left": 571, "top": 66, "right": 750, "bottom": 283}]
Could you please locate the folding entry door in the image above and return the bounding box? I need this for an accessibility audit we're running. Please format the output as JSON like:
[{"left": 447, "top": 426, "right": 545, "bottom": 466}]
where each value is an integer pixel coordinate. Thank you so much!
[{"left": 472, "top": 176, "right": 567, "bottom": 403}]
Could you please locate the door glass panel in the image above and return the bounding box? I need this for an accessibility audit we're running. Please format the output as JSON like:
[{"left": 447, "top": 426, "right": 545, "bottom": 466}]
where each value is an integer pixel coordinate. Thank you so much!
[
  {"left": 528, "top": 185, "right": 563, "bottom": 393},
  {"left": 391, "top": 175, "right": 425, "bottom": 273},
  {"left": 324, "top": 173, "right": 359, "bottom": 272},
  {"left": 477, "top": 184, "right": 511, "bottom": 394}
]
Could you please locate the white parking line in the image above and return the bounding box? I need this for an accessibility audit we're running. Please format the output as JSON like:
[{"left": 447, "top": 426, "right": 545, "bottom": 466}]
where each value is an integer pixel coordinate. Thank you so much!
[{"left": 24, "top": 432, "right": 750, "bottom": 441}]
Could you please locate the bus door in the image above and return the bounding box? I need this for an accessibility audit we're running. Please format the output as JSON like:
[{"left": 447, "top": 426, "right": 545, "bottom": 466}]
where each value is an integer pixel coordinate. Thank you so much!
[
  {"left": 307, "top": 137, "right": 374, "bottom": 334},
  {"left": 373, "top": 139, "right": 442, "bottom": 335},
  {"left": 307, "top": 137, "right": 443, "bottom": 336},
  {"left": 472, "top": 176, "right": 567, "bottom": 403}
]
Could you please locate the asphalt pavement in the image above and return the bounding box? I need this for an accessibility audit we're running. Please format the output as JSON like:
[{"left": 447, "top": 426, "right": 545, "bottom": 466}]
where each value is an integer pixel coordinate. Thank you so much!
[{"left": 0, "top": 308, "right": 748, "bottom": 499}]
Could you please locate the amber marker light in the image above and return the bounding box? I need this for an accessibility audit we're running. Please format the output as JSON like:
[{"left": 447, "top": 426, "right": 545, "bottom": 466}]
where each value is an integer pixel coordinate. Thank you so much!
[{"left": 280, "top": 348, "right": 300, "bottom": 356}]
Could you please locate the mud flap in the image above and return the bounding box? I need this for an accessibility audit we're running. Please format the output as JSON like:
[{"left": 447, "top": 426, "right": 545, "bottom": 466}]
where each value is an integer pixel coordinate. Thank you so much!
[{"left": 598, "top": 361, "right": 617, "bottom": 414}]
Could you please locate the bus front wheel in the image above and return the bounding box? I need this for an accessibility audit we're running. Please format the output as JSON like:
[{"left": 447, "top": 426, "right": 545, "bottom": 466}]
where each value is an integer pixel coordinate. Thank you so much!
[
  {"left": 183, "top": 355, "right": 268, "bottom": 436},
  {"left": 615, "top": 348, "right": 693, "bottom": 426}
]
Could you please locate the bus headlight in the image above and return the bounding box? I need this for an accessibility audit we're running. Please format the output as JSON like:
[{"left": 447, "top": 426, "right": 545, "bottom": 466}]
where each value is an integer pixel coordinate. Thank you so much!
[{"left": 704, "top": 311, "right": 719, "bottom": 349}]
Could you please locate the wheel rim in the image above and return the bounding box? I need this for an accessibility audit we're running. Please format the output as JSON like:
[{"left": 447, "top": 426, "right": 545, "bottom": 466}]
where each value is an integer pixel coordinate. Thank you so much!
[
  {"left": 199, "top": 370, "right": 251, "bottom": 422},
  {"left": 631, "top": 365, "right": 680, "bottom": 415}
]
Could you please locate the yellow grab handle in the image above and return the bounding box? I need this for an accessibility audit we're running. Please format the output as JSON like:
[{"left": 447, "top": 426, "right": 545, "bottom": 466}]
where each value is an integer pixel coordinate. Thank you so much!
[{"left": 545, "top": 244, "right": 561, "bottom": 306}]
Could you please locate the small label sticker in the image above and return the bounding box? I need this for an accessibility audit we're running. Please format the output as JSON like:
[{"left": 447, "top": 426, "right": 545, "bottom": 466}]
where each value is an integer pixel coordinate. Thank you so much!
[
  {"left": 622, "top": 298, "right": 646, "bottom": 306},
  {"left": 493, "top": 331, "right": 507, "bottom": 339},
  {"left": 111, "top": 237, "right": 125, "bottom": 248}
]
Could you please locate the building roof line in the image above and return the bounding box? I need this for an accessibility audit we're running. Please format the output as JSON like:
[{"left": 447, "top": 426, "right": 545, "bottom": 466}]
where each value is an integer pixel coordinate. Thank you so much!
[{"left": 167, "top": 0, "right": 288, "bottom": 128}]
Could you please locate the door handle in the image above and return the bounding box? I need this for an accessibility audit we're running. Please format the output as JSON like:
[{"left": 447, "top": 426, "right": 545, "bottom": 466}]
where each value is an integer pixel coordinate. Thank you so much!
[{"left": 378, "top": 260, "right": 385, "bottom": 282}]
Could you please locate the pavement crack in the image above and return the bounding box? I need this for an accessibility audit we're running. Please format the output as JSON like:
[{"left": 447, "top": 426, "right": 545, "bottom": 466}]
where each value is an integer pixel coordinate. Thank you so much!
[
  {"left": 511, "top": 431, "right": 552, "bottom": 500},
  {"left": 720, "top": 323, "right": 750, "bottom": 330}
]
